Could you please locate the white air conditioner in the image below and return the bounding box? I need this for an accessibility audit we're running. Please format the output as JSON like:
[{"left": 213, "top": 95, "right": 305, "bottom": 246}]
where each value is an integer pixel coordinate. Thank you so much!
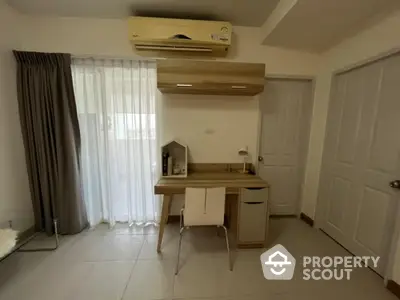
[{"left": 128, "top": 17, "right": 232, "bottom": 57}]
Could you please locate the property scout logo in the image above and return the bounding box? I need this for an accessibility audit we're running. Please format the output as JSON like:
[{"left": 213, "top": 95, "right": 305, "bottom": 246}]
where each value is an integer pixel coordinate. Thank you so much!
[
  {"left": 260, "top": 244, "right": 380, "bottom": 281},
  {"left": 261, "top": 244, "right": 296, "bottom": 280}
]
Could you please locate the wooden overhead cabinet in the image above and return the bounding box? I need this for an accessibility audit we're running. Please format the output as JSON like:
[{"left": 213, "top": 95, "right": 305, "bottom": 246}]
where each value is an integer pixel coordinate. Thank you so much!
[{"left": 157, "top": 59, "right": 265, "bottom": 96}]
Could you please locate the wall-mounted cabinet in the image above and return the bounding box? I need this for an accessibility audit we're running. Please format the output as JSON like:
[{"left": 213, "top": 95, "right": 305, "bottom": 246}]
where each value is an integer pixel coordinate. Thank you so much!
[
  {"left": 161, "top": 140, "right": 188, "bottom": 178},
  {"left": 157, "top": 59, "right": 265, "bottom": 96}
]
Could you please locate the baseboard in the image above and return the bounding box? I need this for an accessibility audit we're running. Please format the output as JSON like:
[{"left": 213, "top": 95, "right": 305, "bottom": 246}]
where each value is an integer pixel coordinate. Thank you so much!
[
  {"left": 17, "top": 226, "right": 36, "bottom": 244},
  {"left": 300, "top": 213, "right": 314, "bottom": 227},
  {"left": 167, "top": 215, "right": 180, "bottom": 223},
  {"left": 269, "top": 215, "right": 297, "bottom": 219},
  {"left": 387, "top": 280, "right": 400, "bottom": 299},
  {"left": 237, "top": 243, "right": 264, "bottom": 249}
]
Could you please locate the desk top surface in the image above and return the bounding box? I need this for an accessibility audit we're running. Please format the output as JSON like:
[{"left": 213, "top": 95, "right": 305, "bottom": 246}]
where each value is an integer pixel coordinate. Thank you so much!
[{"left": 154, "top": 172, "right": 268, "bottom": 194}]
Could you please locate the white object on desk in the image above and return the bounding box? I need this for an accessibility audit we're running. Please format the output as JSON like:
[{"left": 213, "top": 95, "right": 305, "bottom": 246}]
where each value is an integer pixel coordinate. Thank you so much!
[
  {"left": 176, "top": 187, "right": 232, "bottom": 274},
  {"left": 238, "top": 146, "right": 249, "bottom": 173},
  {"left": 167, "top": 156, "right": 172, "bottom": 176}
]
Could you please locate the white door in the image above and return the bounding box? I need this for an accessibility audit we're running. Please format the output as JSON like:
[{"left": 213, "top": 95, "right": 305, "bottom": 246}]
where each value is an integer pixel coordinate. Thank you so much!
[
  {"left": 318, "top": 54, "right": 400, "bottom": 275},
  {"left": 258, "top": 79, "right": 313, "bottom": 215}
]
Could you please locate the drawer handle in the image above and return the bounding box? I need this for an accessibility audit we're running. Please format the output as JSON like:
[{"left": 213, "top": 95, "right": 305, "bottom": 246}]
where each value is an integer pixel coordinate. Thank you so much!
[
  {"left": 244, "top": 201, "right": 263, "bottom": 205},
  {"left": 245, "top": 188, "right": 265, "bottom": 190}
]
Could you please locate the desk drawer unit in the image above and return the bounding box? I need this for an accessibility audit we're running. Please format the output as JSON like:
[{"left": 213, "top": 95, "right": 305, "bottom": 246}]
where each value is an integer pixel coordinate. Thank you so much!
[{"left": 238, "top": 188, "right": 268, "bottom": 246}]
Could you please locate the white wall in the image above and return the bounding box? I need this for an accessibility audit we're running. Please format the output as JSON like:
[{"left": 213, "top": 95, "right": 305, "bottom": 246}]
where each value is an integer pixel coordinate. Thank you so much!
[
  {"left": 302, "top": 9, "right": 400, "bottom": 218},
  {"left": 19, "top": 17, "right": 320, "bottom": 75},
  {"left": 0, "top": 2, "right": 33, "bottom": 232},
  {"left": 162, "top": 94, "right": 259, "bottom": 163},
  {"left": 16, "top": 15, "right": 321, "bottom": 215},
  {"left": 19, "top": 15, "right": 321, "bottom": 164},
  {"left": 8, "top": 3, "right": 400, "bottom": 283},
  {"left": 7, "top": 3, "right": 400, "bottom": 284},
  {"left": 300, "top": 9, "right": 400, "bottom": 283}
]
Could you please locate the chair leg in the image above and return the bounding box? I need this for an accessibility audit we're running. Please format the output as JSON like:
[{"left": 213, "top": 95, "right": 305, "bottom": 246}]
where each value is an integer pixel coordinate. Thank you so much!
[
  {"left": 175, "top": 227, "right": 185, "bottom": 275},
  {"left": 179, "top": 208, "right": 184, "bottom": 229},
  {"left": 216, "top": 227, "right": 221, "bottom": 237},
  {"left": 221, "top": 225, "right": 233, "bottom": 271},
  {"left": 176, "top": 207, "right": 185, "bottom": 275}
]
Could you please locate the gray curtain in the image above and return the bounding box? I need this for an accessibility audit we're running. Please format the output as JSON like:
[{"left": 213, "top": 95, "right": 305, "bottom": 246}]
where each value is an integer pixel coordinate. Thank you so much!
[{"left": 13, "top": 51, "right": 88, "bottom": 235}]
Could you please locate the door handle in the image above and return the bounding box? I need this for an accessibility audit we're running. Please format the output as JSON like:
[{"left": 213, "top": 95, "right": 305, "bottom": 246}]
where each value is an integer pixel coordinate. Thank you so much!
[
  {"left": 389, "top": 180, "right": 400, "bottom": 189},
  {"left": 258, "top": 156, "right": 263, "bottom": 162}
]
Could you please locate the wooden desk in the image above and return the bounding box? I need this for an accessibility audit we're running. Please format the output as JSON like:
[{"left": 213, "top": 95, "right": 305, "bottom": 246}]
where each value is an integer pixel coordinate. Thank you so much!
[{"left": 154, "top": 172, "right": 269, "bottom": 252}]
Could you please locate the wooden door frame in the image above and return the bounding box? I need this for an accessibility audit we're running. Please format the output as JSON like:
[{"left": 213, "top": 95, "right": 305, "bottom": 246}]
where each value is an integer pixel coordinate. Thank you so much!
[
  {"left": 313, "top": 49, "right": 400, "bottom": 285},
  {"left": 256, "top": 75, "right": 316, "bottom": 217}
]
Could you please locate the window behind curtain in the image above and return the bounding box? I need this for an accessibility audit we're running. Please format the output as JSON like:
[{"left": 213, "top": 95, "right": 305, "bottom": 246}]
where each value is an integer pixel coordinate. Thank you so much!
[{"left": 71, "top": 58, "right": 160, "bottom": 226}]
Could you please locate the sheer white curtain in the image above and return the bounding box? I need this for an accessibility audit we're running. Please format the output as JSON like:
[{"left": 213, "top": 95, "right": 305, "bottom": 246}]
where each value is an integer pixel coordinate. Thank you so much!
[{"left": 72, "top": 58, "right": 160, "bottom": 227}]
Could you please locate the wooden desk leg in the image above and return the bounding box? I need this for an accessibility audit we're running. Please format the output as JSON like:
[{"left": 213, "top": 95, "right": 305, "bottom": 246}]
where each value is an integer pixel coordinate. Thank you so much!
[{"left": 157, "top": 195, "right": 171, "bottom": 253}]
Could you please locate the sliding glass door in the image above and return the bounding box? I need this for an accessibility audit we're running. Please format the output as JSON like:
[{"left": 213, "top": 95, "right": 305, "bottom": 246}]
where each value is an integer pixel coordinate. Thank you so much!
[{"left": 72, "top": 58, "right": 160, "bottom": 226}]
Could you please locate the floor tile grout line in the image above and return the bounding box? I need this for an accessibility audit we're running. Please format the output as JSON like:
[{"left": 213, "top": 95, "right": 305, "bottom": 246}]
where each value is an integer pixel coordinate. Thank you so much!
[
  {"left": 3, "top": 236, "right": 86, "bottom": 298},
  {"left": 0, "top": 251, "right": 51, "bottom": 292},
  {"left": 171, "top": 254, "right": 177, "bottom": 299},
  {"left": 79, "top": 259, "right": 139, "bottom": 263},
  {"left": 3, "top": 220, "right": 393, "bottom": 300},
  {"left": 119, "top": 235, "right": 145, "bottom": 300}
]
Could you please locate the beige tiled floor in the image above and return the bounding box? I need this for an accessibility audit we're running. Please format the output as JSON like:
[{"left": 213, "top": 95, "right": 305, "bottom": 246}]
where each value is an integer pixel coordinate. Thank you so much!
[{"left": 0, "top": 219, "right": 397, "bottom": 300}]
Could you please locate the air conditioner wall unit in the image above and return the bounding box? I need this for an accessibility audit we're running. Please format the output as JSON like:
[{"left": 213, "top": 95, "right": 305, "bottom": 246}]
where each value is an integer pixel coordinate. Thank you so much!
[{"left": 128, "top": 17, "right": 232, "bottom": 57}]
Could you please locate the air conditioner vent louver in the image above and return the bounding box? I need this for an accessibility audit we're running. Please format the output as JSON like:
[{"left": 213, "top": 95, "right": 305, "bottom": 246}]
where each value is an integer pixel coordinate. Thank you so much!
[
  {"left": 135, "top": 44, "right": 213, "bottom": 52},
  {"left": 170, "top": 34, "right": 192, "bottom": 40}
]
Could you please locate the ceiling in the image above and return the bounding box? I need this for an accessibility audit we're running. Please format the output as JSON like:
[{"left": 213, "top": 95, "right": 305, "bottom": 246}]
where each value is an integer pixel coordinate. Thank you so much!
[
  {"left": 6, "top": 0, "right": 280, "bottom": 27},
  {"left": 7, "top": 0, "right": 400, "bottom": 52},
  {"left": 262, "top": 0, "right": 400, "bottom": 52}
]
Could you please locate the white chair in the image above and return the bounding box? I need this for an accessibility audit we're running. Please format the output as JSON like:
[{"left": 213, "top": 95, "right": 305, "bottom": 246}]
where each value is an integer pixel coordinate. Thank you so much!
[{"left": 175, "top": 187, "right": 232, "bottom": 275}]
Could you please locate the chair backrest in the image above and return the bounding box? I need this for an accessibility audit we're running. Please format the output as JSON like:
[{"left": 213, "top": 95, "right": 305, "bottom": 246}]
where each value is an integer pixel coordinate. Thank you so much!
[{"left": 184, "top": 187, "right": 226, "bottom": 226}]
